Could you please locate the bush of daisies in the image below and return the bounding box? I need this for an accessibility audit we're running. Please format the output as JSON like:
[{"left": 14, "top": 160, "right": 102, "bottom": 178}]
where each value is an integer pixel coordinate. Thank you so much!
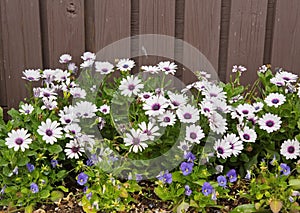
[{"left": 0, "top": 52, "right": 300, "bottom": 212}]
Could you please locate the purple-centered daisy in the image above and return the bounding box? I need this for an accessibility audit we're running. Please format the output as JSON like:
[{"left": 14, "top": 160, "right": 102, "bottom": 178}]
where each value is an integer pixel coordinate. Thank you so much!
[
  {"left": 238, "top": 126, "right": 257, "bottom": 143},
  {"left": 37, "top": 119, "right": 63, "bottom": 144},
  {"left": 124, "top": 129, "right": 148, "bottom": 153},
  {"left": 95, "top": 61, "right": 114, "bottom": 74},
  {"left": 185, "top": 124, "right": 205, "bottom": 144},
  {"left": 5, "top": 128, "right": 32, "bottom": 152},
  {"left": 258, "top": 113, "right": 282, "bottom": 133},
  {"left": 280, "top": 139, "right": 300, "bottom": 160},
  {"left": 176, "top": 104, "right": 200, "bottom": 123},
  {"left": 143, "top": 95, "right": 169, "bottom": 117},
  {"left": 214, "top": 139, "right": 232, "bottom": 159},
  {"left": 119, "top": 75, "right": 144, "bottom": 97},
  {"left": 265, "top": 93, "right": 286, "bottom": 108}
]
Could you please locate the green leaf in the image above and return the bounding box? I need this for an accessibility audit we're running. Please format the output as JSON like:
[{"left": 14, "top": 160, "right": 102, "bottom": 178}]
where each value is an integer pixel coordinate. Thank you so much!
[
  {"left": 176, "top": 201, "right": 189, "bottom": 213},
  {"left": 154, "top": 186, "right": 170, "bottom": 201},
  {"left": 172, "top": 171, "right": 184, "bottom": 183},
  {"left": 50, "top": 190, "right": 64, "bottom": 202},
  {"left": 57, "top": 185, "right": 69, "bottom": 193},
  {"left": 289, "top": 179, "right": 300, "bottom": 189},
  {"left": 48, "top": 144, "right": 63, "bottom": 154},
  {"left": 40, "top": 189, "right": 50, "bottom": 199},
  {"left": 0, "top": 158, "right": 9, "bottom": 166},
  {"left": 17, "top": 156, "right": 30, "bottom": 166},
  {"left": 230, "top": 204, "right": 256, "bottom": 213},
  {"left": 176, "top": 187, "right": 185, "bottom": 196},
  {"left": 7, "top": 108, "right": 20, "bottom": 118},
  {"left": 0, "top": 107, "right": 3, "bottom": 119},
  {"left": 25, "top": 205, "right": 33, "bottom": 213},
  {"left": 56, "top": 170, "right": 67, "bottom": 180}
]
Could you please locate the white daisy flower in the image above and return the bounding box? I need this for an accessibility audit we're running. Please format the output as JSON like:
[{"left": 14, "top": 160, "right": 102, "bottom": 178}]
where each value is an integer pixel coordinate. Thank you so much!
[
  {"left": 143, "top": 95, "right": 169, "bottom": 116},
  {"left": 74, "top": 101, "right": 98, "bottom": 118},
  {"left": 264, "top": 93, "right": 286, "bottom": 108},
  {"left": 177, "top": 141, "right": 192, "bottom": 155},
  {"left": 202, "top": 83, "right": 226, "bottom": 101},
  {"left": 95, "top": 61, "right": 114, "bottom": 74},
  {"left": 158, "top": 111, "right": 176, "bottom": 127},
  {"left": 185, "top": 124, "right": 205, "bottom": 144},
  {"left": 64, "top": 140, "right": 84, "bottom": 159},
  {"left": 199, "top": 101, "right": 216, "bottom": 117},
  {"left": 81, "top": 52, "right": 96, "bottom": 61},
  {"left": 22, "top": 69, "right": 41, "bottom": 81},
  {"left": 258, "top": 113, "right": 282, "bottom": 133},
  {"left": 116, "top": 59, "right": 135, "bottom": 72},
  {"left": 37, "top": 119, "right": 63, "bottom": 144},
  {"left": 59, "top": 112, "right": 78, "bottom": 125},
  {"left": 229, "top": 95, "right": 243, "bottom": 104},
  {"left": 19, "top": 103, "right": 34, "bottom": 115},
  {"left": 276, "top": 71, "right": 298, "bottom": 83},
  {"left": 99, "top": 104, "right": 110, "bottom": 115},
  {"left": 270, "top": 76, "right": 285, "bottom": 87},
  {"left": 214, "top": 139, "right": 232, "bottom": 159},
  {"left": 5, "top": 129, "right": 32, "bottom": 152},
  {"left": 68, "top": 62, "right": 78, "bottom": 73},
  {"left": 235, "top": 103, "right": 255, "bottom": 119},
  {"left": 41, "top": 97, "right": 58, "bottom": 111},
  {"left": 167, "top": 91, "right": 187, "bottom": 109},
  {"left": 64, "top": 123, "right": 81, "bottom": 138},
  {"left": 258, "top": 65, "right": 268, "bottom": 73},
  {"left": 59, "top": 105, "right": 74, "bottom": 117},
  {"left": 232, "top": 65, "right": 247, "bottom": 73},
  {"left": 208, "top": 112, "right": 227, "bottom": 135},
  {"left": 42, "top": 69, "right": 56, "bottom": 83},
  {"left": 176, "top": 104, "right": 200, "bottom": 123},
  {"left": 138, "top": 122, "right": 160, "bottom": 141},
  {"left": 210, "top": 98, "right": 230, "bottom": 113},
  {"left": 194, "top": 80, "right": 208, "bottom": 91},
  {"left": 253, "top": 102, "right": 264, "bottom": 113},
  {"left": 80, "top": 60, "right": 94, "bottom": 68},
  {"left": 198, "top": 71, "right": 211, "bottom": 79},
  {"left": 70, "top": 87, "right": 87, "bottom": 99},
  {"left": 141, "top": 65, "right": 160, "bottom": 74},
  {"left": 223, "top": 133, "right": 243, "bottom": 157},
  {"left": 280, "top": 139, "right": 300, "bottom": 160},
  {"left": 139, "top": 92, "right": 153, "bottom": 102},
  {"left": 54, "top": 69, "right": 70, "bottom": 82},
  {"left": 238, "top": 126, "right": 257, "bottom": 143},
  {"left": 157, "top": 61, "right": 177, "bottom": 75},
  {"left": 59, "top": 54, "right": 72, "bottom": 64},
  {"left": 39, "top": 88, "right": 57, "bottom": 99},
  {"left": 124, "top": 129, "right": 148, "bottom": 153},
  {"left": 119, "top": 75, "right": 144, "bottom": 97}
]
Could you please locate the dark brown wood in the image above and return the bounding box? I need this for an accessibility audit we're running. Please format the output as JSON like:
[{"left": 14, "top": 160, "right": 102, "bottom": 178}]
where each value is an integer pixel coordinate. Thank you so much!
[
  {"left": 0, "top": 1, "right": 7, "bottom": 107},
  {"left": 271, "top": 0, "right": 300, "bottom": 73},
  {"left": 85, "top": 0, "right": 131, "bottom": 62},
  {"left": 0, "top": 0, "right": 43, "bottom": 109},
  {"left": 138, "top": 0, "right": 176, "bottom": 66},
  {"left": 226, "top": 0, "right": 268, "bottom": 86},
  {"left": 40, "top": 0, "right": 85, "bottom": 68},
  {"left": 183, "top": 0, "right": 221, "bottom": 83}
]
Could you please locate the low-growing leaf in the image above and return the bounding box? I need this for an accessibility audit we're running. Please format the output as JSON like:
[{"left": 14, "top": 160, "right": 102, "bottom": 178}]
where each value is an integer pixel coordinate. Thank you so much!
[
  {"left": 40, "top": 189, "right": 50, "bottom": 199},
  {"left": 289, "top": 179, "right": 300, "bottom": 189},
  {"left": 230, "top": 204, "right": 256, "bottom": 213},
  {"left": 57, "top": 185, "right": 69, "bottom": 192},
  {"left": 48, "top": 144, "right": 63, "bottom": 154},
  {"left": 269, "top": 200, "right": 283, "bottom": 213},
  {"left": 50, "top": 190, "right": 64, "bottom": 202}
]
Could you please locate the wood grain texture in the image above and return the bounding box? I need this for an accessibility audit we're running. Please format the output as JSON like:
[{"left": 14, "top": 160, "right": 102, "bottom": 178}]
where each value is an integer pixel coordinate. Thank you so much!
[
  {"left": 40, "top": 0, "right": 85, "bottom": 68},
  {"left": 86, "top": 0, "right": 131, "bottom": 62},
  {"left": 183, "top": 0, "right": 221, "bottom": 83},
  {"left": 0, "top": 2, "right": 7, "bottom": 107},
  {"left": 0, "top": 0, "right": 43, "bottom": 108},
  {"left": 226, "top": 0, "right": 268, "bottom": 85},
  {"left": 138, "top": 0, "right": 176, "bottom": 66},
  {"left": 271, "top": 0, "right": 300, "bottom": 73}
]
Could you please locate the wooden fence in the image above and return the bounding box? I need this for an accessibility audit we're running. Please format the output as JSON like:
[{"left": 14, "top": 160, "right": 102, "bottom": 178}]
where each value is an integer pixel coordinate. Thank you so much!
[{"left": 1, "top": 0, "right": 300, "bottom": 112}]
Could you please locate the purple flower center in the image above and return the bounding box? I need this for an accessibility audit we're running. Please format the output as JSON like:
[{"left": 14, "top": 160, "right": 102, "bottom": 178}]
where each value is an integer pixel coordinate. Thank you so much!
[
  {"left": 152, "top": 103, "right": 161, "bottom": 111},
  {"left": 183, "top": 113, "right": 192, "bottom": 119},
  {"left": 164, "top": 67, "right": 170, "bottom": 71},
  {"left": 163, "top": 117, "right": 171, "bottom": 122},
  {"left": 210, "top": 93, "right": 217, "bottom": 97},
  {"left": 172, "top": 101, "right": 180, "bottom": 106},
  {"left": 143, "top": 94, "right": 150, "bottom": 99},
  {"left": 65, "top": 119, "right": 71, "bottom": 123},
  {"left": 25, "top": 110, "right": 30, "bottom": 114},
  {"left": 71, "top": 130, "right": 76, "bottom": 134},
  {"left": 287, "top": 146, "right": 295, "bottom": 154},
  {"left": 102, "top": 109, "right": 107, "bottom": 112},
  {"left": 132, "top": 138, "right": 140, "bottom": 145},
  {"left": 128, "top": 84, "right": 135, "bottom": 91},
  {"left": 43, "top": 92, "right": 50, "bottom": 98},
  {"left": 143, "top": 130, "right": 151, "bottom": 136},
  {"left": 28, "top": 77, "right": 35, "bottom": 81},
  {"left": 243, "top": 134, "right": 250, "bottom": 140},
  {"left": 272, "top": 99, "right": 279, "bottom": 104},
  {"left": 15, "top": 138, "right": 23, "bottom": 145},
  {"left": 46, "top": 129, "right": 53, "bottom": 136},
  {"left": 182, "top": 145, "right": 188, "bottom": 150},
  {"left": 266, "top": 120, "right": 275, "bottom": 127},
  {"left": 283, "top": 77, "right": 290, "bottom": 81},
  {"left": 204, "top": 108, "right": 210, "bottom": 113},
  {"left": 242, "top": 110, "right": 249, "bottom": 114},
  {"left": 102, "top": 68, "right": 108, "bottom": 73},
  {"left": 71, "top": 146, "right": 80, "bottom": 153},
  {"left": 123, "top": 64, "right": 129, "bottom": 69},
  {"left": 190, "top": 132, "right": 197, "bottom": 140},
  {"left": 83, "top": 113, "right": 89, "bottom": 117},
  {"left": 217, "top": 147, "right": 224, "bottom": 154}
]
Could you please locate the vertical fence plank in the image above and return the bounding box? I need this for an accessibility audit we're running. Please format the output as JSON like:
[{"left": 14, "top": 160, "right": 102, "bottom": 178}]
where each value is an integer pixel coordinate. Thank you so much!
[
  {"left": 138, "top": 0, "right": 176, "bottom": 66},
  {"left": 182, "top": 0, "right": 221, "bottom": 83},
  {"left": 271, "top": 0, "right": 300, "bottom": 73},
  {"left": 0, "top": 0, "right": 43, "bottom": 109},
  {"left": 0, "top": 2, "right": 7, "bottom": 107},
  {"left": 226, "top": 0, "right": 268, "bottom": 85},
  {"left": 85, "top": 0, "right": 131, "bottom": 61},
  {"left": 40, "top": 0, "right": 85, "bottom": 68}
]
